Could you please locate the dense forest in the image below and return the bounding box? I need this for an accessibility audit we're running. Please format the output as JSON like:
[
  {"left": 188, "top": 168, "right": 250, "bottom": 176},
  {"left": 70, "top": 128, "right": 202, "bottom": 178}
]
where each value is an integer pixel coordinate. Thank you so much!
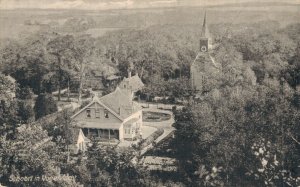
[
  {"left": 171, "top": 21, "right": 300, "bottom": 186},
  {"left": 0, "top": 6, "right": 300, "bottom": 187}
]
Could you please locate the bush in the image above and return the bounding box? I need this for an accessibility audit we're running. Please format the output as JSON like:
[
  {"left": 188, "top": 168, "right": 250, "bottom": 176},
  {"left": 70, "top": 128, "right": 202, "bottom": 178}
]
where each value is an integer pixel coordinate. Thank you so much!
[
  {"left": 138, "top": 128, "right": 164, "bottom": 150},
  {"left": 16, "top": 86, "right": 33, "bottom": 100},
  {"left": 17, "top": 100, "right": 34, "bottom": 123}
]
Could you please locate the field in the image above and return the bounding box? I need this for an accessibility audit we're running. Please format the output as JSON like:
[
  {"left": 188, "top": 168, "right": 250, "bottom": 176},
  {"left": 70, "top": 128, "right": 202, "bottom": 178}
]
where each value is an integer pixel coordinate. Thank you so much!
[{"left": 1, "top": 3, "right": 299, "bottom": 41}]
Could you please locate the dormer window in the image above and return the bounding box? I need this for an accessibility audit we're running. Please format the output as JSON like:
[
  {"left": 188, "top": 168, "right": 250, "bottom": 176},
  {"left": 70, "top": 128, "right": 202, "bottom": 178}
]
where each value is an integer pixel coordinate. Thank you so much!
[
  {"left": 86, "top": 109, "right": 91, "bottom": 118},
  {"left": 104, "top": 109, "right": 109, "bottom": 118}
]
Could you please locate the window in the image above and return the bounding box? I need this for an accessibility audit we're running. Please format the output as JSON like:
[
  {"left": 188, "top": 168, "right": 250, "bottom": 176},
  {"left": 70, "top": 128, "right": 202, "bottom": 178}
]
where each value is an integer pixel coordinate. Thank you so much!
[
  {"left": 95, "top": 108, "right": 100, "bottom": 118},
  {"left": 104, "top": 109, "right": 109, "bottom": 118},
  {"left": 86, "top": 109, "right": 91, "bottom": 118}
]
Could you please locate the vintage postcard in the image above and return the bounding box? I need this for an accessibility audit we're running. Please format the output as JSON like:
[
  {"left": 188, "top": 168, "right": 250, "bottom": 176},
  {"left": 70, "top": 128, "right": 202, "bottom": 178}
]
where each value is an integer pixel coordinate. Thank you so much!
[{"left": 0, "top": 0, "right": 299, "bottom": 186}]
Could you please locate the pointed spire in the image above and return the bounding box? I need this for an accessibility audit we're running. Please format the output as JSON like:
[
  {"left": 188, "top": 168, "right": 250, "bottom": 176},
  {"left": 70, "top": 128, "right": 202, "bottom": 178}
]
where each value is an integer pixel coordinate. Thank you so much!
[{"left": 201, "top": 11, "right": 207, "bottom": 38}]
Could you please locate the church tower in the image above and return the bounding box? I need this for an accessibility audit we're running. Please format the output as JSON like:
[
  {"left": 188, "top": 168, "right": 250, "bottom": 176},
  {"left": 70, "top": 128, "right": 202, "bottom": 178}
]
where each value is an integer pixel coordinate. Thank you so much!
[
  {"left": 199, "top": 11, "right": 210, "bottom": 52},
  {"left": 190, "top": 11, "right": 220, "bottom": 96}
]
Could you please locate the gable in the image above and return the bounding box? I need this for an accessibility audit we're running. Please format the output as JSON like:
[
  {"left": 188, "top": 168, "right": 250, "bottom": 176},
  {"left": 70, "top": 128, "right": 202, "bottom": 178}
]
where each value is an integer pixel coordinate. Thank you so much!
[{"left": 72, "top": 102, "right": 122, "bottom": 124}]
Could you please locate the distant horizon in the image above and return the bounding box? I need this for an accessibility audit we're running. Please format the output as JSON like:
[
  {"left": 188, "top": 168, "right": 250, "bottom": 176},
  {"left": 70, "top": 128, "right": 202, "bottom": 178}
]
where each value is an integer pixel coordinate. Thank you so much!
[{"left": 0, "top": 0, "right": 299, "bottom": 10}]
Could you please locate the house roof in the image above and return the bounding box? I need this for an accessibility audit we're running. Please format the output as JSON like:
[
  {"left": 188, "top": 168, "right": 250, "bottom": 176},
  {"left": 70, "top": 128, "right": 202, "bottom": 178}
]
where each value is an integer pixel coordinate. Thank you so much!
[
  {"left": 71, "top": 87, "right": 142, "bottom": 122},
  {"left": 77, "top": 121, "right": 122, "bottom": 129},
  {"left": 5, "top": 75, "right": 16, "bottom": 83},
  {"left": 124, "top": 118, "right": 139, "bottom": 127},
  {"left": 71, "top": 96, "right": 124, "bottom": 121},
  {"left": 100, "top": 87, "right": 142, "bottom": 119},
  {"left": 92, "top": 70, "right": 103, "bottom": 77},
  {"left": 119, "top": 75, "right": 144, "bottom": 92},
  {"left": 106, "top": 75, "right": 121, "bottom": 81}
]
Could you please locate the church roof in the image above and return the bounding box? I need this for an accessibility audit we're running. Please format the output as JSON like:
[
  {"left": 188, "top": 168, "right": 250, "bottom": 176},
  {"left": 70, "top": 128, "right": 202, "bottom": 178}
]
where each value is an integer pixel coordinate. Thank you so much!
[{"left": 191, "top": 53, "right": 221, "bottom": 70}]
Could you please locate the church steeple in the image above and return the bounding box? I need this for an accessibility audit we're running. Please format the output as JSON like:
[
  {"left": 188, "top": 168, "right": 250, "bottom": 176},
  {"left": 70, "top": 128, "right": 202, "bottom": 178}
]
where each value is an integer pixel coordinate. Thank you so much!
[
  {"left": 201, "top": 11, "right": 207, "bottom": 38},
  {"left": 199, "top": 11, "right": 209, "bottom": 52}
]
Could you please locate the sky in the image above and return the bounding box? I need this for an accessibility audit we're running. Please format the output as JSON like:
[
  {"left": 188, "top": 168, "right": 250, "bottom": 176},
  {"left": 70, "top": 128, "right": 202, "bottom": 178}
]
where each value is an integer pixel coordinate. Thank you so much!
[{"left": 0, "top": 0, "right": 299, "bottom": 10}]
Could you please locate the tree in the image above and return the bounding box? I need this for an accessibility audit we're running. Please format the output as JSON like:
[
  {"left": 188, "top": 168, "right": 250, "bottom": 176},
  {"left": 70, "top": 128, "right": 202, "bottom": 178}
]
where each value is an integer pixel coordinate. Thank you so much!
[
  {"left": 17, "top": 100, "right": 34, "bottom": 123},
  {"left": 1, "top": 35, "right": 51, "bottom": 94},
  {"left": 34, "top": 93, "right": 57, "bottom": 119},
  {"left": 0, "top": 73, "right": 16, "bottom": 101},
  {"left": 0, "top": 100, "right": 19, "bottom": 139},
  {"left": 46, "top": 35, "right": 75, "bottom": 101},
  {"left": 85, "top": 145, "right": 146, "bottom": 187},
  {"left": 47, "top": 110, "right": 75, "bottom": 152},
  {"left": 16, "top": 86, "right": 33, "bottom": 100},
  {"left": 73, "top": 35, "right": 95, "bottom": 104},
  {"left": 0, "top": 73, "right": 19, "bottom": 139},
  {"left": 0, "top": 123, "right": 82, "bottom": 187},
  {"left": 172, "top": 84, "right": 300, "bottom": 186}
]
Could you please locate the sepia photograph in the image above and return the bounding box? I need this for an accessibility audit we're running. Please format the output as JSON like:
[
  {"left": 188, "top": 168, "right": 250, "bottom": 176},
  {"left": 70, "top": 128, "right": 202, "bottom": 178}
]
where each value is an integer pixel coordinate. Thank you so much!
[{"left": 0, "top": 0, "right": 299, "bottom": 186}]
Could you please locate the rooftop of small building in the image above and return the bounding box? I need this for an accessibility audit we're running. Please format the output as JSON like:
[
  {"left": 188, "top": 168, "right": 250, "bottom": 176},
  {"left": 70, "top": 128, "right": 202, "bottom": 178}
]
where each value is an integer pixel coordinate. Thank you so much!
[{"left": 119, "top": 74, "right": 144, "bottom": 92}]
